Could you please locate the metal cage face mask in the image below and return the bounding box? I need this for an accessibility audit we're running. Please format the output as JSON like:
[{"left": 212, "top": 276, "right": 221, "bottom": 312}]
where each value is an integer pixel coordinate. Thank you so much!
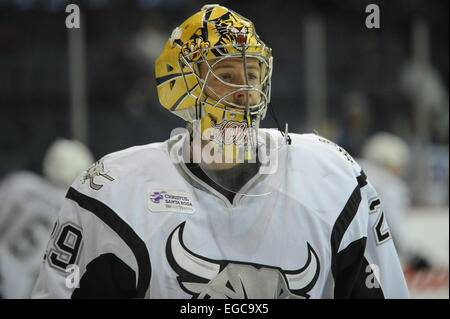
[
  {"left": 182, "top": 49, "right": 272, "bottom": 120},
  {"left": 155, "top": 4, "right": 273, "bottom": 126}
]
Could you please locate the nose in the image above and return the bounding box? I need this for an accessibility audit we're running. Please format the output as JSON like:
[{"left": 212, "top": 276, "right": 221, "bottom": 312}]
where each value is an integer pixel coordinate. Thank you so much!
[
  {"left": 232, "top": 73, "right": 252, "bottom": 106},
  {"left": 233, "top": 89, "right": 251, "bottom": 106}
]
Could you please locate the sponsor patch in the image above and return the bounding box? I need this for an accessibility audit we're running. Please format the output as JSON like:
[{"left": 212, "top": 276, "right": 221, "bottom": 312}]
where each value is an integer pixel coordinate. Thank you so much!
[{"left": 148, "top": 189, "right": 194, "bottom": 214}]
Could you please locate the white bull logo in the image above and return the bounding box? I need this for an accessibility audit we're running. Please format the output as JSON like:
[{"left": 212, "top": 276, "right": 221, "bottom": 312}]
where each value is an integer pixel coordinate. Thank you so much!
[{"left": 166, "top": 222, "right": 320, "bottom": 299}]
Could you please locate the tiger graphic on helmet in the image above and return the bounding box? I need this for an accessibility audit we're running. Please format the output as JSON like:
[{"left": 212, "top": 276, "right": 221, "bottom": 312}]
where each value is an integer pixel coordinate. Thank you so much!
[
  {"left": 180, "top": 10, "right": 255, "bottom": 63},
  {"left": 207, "top": 11, "right": 252, "bottom": 52}
]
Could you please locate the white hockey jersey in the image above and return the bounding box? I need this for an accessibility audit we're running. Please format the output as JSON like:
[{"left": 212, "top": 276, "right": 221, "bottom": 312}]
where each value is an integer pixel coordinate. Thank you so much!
[
  {"left": 0, "top": 171, "right": 64, "bottom": 298},
  {"left": 31, "top": 130, "right": 410, "bottom": 299}
]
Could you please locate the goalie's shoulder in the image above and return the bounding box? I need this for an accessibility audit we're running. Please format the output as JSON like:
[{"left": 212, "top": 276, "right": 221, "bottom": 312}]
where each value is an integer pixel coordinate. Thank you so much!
[
  {"left": 100, "top": 141, "right": 167, "bottom": 168},
  {"left": 290, "top": 133, "right": 358, "bottom": 166},
  {"left": 72, "top": 141, "right": 168, "bottom": 193}
]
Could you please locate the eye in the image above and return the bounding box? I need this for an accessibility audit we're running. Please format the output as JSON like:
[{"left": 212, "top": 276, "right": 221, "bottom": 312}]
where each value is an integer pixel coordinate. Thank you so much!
[
  {"left": 217, "top": 73, "right": 232, "bottom": 81},
  {"left": 247, "top": 72, "right": 260, "bottom": 82}
]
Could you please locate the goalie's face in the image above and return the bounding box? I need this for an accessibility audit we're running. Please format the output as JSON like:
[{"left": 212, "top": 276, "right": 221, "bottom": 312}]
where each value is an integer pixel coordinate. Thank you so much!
[
  {"left": 198, "top": 57, "right": 262, "bottom": 110},
  {"left": 193, "top": 57, "right": 263, "bottom": 168}
]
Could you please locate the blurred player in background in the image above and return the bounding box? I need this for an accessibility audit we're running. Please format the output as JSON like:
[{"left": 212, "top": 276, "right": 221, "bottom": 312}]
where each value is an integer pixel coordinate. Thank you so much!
[
  {"left": 32, "top": 5, "right": 409, "bottom": 298},
  {"left": 0, "top": 138, "right": 93, "bottom": 298},
  {"left": 358, "top": 132, "right": 431, "bottom": 270}
]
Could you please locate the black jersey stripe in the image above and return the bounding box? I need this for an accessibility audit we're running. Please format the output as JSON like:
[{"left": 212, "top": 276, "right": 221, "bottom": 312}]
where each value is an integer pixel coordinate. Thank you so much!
[
  {"left": 71, "top": 253, "right": 137, "bottom": 299},
  {"left": 330, "top": 183, "right": 362, "bottom": 293},
  {"left": 66, "top": 187, "right": 151, "bottom": 298},
  {"left": 357, "top": 170, "right": 368, "bottom": 187},
  {"left": 333, "top": 237, "right": 385, "bottom": 298},
  {"left": 329, "top": 175, "right": 386, "bottom": 298},
  {"left": 330, "top": 185, "right": 362, "bottom": 261}
]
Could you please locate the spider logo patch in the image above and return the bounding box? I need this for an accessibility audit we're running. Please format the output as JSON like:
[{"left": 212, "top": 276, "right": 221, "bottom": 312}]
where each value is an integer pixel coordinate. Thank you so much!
[{"left": 80, "top": 160, "right": 115, "bottom": 190}]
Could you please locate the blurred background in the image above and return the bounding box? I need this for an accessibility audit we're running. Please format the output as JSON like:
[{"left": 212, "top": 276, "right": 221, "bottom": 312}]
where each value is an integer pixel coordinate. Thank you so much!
[{"left": 0, "top": 0, "right": 448, "bottom": 298}]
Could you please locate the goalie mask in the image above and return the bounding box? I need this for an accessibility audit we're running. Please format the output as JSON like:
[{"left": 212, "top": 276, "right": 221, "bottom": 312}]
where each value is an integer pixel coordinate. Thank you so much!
[
  {"left": 158, "top": 5, "right": 284, "bottom": 197},
  {"left": 155, "top": 4, "right": 273, "bottom": 161}
]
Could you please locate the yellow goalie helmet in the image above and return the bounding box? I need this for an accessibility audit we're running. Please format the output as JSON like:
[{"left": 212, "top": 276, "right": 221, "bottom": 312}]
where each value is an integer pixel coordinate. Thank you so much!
[{"left": 155, "top": 4, "right": 273, "bottom": 139}]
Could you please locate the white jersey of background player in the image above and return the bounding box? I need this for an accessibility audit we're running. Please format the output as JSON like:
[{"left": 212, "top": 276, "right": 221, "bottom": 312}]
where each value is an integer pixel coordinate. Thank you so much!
[
  {"left": 32, "top": 5, "right": 409, "bottom": 299},
  {"left": 0, "top": 139, "right": 93, "bottom": 298}
]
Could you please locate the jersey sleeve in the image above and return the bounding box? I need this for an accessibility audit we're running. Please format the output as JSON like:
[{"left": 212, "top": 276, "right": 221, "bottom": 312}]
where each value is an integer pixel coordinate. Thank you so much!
[
  {"left": 31, "top": 182, "right": 147, "bottom": 298},
  {"left": 332, "top": 170, "right": 410, "bottom": 298}
]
